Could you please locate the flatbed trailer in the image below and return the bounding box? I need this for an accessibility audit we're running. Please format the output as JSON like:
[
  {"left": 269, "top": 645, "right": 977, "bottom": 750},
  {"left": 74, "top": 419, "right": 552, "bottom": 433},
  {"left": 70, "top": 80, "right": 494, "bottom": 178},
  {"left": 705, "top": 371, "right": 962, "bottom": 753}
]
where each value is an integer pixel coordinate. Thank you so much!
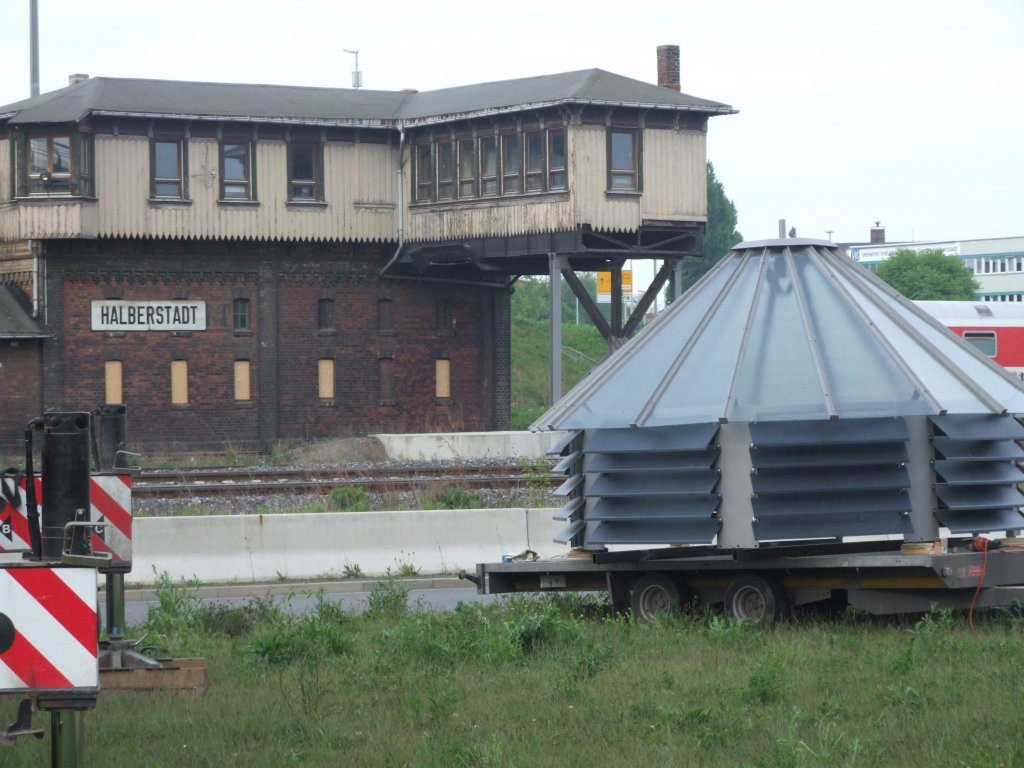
[{"left": 461, "top": 539, "right": 1024, "bottom": 621}]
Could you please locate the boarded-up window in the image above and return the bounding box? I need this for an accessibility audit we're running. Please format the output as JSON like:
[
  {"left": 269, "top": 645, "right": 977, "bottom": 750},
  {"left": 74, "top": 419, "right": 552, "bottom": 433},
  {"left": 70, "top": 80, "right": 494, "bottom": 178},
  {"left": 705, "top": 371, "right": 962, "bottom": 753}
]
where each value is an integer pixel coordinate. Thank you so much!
[
  {"left": 318, "top": 358, "right": 335, "bottom": 400},
  {"left": 379, "top": 358, "right": 394, "bottom": 404},
  {"left": 435, "top": 358, "right": 451, "bottom": 399},
  {"left": 377, "top": 298, "right": 393, "bottom": 333},
  {"left": 104, "top": 360, "right": 123, "bottom": 405},
  {"left": 171, "top": 360, "right": 188, "bottom": 405},
  {"left": 234, "top": 360, "right": 251, "bottom": 401}
]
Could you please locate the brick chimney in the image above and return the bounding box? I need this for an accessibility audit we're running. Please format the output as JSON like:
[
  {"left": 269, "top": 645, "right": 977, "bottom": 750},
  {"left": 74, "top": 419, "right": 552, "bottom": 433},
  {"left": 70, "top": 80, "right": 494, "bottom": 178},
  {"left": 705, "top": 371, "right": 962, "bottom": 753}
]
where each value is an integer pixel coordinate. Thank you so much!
[
  {"left": 870, "top": 221, "right": 886, "bottom": 244},
  {"left": 657, "top": 45, "right": 680, "bottom": 91},
  {"left": 68, "top": 73, "right": 89, "bottom": 86}
]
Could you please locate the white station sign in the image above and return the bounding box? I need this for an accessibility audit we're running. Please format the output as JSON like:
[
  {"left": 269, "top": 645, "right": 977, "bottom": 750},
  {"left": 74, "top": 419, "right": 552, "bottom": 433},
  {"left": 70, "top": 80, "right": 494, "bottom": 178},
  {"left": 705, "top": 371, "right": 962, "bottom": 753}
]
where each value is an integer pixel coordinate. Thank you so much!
[{"left": 92, "top": 300, "right": 206, "bottom": 331}]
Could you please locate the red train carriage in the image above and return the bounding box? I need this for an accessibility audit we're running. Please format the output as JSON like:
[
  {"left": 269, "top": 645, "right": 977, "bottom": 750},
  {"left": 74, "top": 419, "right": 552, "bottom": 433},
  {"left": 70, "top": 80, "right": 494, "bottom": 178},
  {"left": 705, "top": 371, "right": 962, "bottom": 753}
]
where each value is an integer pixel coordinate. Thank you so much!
[{"left": 916, "top": 300, "right": 1024, "bottom": 379}]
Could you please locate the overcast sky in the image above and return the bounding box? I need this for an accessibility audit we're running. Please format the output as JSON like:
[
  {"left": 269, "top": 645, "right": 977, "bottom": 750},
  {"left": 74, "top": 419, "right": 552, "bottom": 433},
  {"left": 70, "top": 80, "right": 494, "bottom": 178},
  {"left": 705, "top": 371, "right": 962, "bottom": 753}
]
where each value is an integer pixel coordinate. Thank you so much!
[{"left": 1, "top": 0, "right": 1021, "bottom": 247}]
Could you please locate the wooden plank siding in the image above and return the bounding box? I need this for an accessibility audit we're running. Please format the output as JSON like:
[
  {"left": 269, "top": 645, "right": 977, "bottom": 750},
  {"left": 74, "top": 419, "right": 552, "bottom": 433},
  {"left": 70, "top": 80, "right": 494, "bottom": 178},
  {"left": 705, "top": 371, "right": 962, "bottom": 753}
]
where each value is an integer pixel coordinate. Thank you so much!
[{"left": 406, "top": 126, "right": 707, "bottom": 243}]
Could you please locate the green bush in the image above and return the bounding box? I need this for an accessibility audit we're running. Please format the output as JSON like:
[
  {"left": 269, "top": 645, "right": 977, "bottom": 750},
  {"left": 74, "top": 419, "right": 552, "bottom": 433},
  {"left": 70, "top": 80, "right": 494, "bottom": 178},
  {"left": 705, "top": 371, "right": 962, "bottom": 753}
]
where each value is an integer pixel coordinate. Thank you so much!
[
  {"left": 328, "top": 485, "right": 372, "bottom": 512},
  {"left": 423, "top": 487, "right": 482, "bottom": 509}
]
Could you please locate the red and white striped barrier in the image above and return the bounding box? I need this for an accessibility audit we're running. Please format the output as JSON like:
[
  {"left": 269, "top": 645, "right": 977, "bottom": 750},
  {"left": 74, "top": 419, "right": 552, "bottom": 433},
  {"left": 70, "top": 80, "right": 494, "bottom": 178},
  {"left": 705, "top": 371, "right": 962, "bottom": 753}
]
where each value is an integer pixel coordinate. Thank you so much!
[
  {"left": 0, "top": 474, "right": 133, "bottom": 565},
  {"left": 0, "top": 565, "right": 99, "bottom": 694}
]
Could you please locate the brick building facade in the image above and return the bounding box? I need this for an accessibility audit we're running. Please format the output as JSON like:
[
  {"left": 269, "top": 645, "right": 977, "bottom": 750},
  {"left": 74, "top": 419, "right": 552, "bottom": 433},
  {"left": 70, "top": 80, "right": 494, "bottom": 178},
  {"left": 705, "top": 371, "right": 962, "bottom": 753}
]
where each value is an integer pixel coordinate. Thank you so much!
[{"left": 0, "top": 48, "right": 731, "bottom": 452}]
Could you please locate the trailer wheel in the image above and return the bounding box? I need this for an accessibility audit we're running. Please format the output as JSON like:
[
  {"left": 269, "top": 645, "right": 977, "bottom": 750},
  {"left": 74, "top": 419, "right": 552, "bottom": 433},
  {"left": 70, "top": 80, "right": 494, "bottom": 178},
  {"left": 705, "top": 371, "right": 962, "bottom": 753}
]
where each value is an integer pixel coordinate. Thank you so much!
[
  {"left": 630, "top": 574, "right": 687, "bottom": 621},
  {"left": 724, "top": 574, "right": 786, "bottom": 623}
]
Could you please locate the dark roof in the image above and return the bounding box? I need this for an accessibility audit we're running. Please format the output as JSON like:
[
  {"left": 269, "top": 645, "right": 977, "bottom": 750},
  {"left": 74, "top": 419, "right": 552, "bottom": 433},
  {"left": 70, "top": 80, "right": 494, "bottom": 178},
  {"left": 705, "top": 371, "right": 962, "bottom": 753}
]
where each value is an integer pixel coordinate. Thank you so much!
[
  {"left": 0, "top": 70, "right": 734, "bottom": 127},
  {"left": 0, "top": 286, "right": 46, "bottom": 339}
]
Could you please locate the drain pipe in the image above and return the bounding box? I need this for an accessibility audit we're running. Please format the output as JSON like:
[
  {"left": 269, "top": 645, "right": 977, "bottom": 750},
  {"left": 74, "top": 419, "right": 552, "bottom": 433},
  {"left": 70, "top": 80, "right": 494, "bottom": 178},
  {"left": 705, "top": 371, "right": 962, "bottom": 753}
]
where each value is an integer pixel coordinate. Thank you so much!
[
  {"left": 379, "top": 125, "right": 406, "bottom": 276},
  {"left": 29, "top": 239, "right": 39, "bottom": 317}
]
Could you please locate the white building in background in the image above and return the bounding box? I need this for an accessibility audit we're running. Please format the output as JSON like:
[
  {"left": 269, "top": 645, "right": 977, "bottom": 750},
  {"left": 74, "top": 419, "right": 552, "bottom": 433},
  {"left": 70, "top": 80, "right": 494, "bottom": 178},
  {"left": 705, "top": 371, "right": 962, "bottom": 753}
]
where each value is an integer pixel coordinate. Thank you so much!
[{"left": 845, "top": 226, "right": 1024, "bottom": 302}]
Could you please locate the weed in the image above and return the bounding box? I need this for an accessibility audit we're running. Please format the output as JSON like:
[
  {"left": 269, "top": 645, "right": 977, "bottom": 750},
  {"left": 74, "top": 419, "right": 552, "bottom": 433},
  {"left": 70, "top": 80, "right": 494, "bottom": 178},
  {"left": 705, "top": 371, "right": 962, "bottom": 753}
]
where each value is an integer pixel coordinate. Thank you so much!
[
  {"left": 141, "top": 569, "right": 202, "bottom": 653},
  {"left": 342, "top": 562, "right": 364, "bottom": 579},
  {"left": 329, "top": 485, "right": 372, "bottom": 512},
  {"left": 366, "top": 570, "right": 410, "bottom": 618},
  {"left": 748, "top": 654, "right": 786, "bottom": 705},
  {"left": 423, "top": 487, "right": 483, "bottom": 510}
]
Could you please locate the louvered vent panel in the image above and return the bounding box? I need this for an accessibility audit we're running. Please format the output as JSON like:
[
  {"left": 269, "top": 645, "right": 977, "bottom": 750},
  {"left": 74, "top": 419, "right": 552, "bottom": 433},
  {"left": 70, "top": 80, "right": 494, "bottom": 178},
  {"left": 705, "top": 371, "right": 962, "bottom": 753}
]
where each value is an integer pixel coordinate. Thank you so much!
[
  {"left": 931, "top": 414, "right": 1024, "bottom": 534},
  {"left": 573, "top": 423, "right": 721, "bottom": 546},
  {"left": 750, "top": 417, "right": 913, "bottom": 541}
]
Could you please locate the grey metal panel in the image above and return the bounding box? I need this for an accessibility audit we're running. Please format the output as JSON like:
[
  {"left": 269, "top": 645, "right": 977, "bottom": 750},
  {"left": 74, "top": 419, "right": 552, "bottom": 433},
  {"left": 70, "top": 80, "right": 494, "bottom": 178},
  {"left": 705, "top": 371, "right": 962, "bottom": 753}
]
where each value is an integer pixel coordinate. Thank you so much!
[
  {"left": 934, "top": 508, "right": 1024, "bottom": 533},
  {"left": 933, "top": 461, "right": 1024, "bottom": 485},
  {"left": 553, "top": 519, "right": 587, "bottom": 545},
  {"left": 751, "top": 442, "right": 908, "bottom": 468},
  {"left": 0, "top": 287, "right": 47, "bottom": 338},
  {"left": 932, "top": 438, "right": 1024, "bottom": 461},
  {"left": 552, "top": 450, "right": 582, "bottom": 474},
  {"left": 589, "top": 496, "right": 719, "bottom": 521},
  {"left": 753, "top": 490, "right": 911, "bottom": 518},
  {"left": 587, "top": 519, "right": 721, "bottom": 545},
  {"left": 586, "top": 448, "right": 718, "bottom": 473},
  {"left": 751, "top": 465, "right": 909, "bottom": 494},
  {"left": 934, "top": 484, "right": 1024, "bottom": 510},
  {"left": 754, "top": 512, "right": 913, "bottom": 540},
  {"left": 584, "top": 423, "right": 718, "bottom": 454},
  {"left": 553, "top": 496, "right": 585, "bottom": 522},
  {"left": 552, "top": 474, "right": 584, "bottom": 497},
  {"left": 750, "top": 417, "right": 908, "bottom": 447},
  {"left": 930, "top": 414, "right": 1024, "bottom": 441},
  {"left": 587, "top": 470, "right": 718, "bottom": 497},
  {"left": 546, "top": 430, "right": 581, "bottom": 456}
]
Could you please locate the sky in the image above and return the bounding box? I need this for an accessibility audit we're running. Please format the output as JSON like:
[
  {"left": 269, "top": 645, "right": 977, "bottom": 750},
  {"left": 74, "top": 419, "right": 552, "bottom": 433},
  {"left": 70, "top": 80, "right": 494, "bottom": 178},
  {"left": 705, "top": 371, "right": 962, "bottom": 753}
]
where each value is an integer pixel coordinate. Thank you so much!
[{"left": 1, "top": 0, "right": 1022, "bottom": 248}]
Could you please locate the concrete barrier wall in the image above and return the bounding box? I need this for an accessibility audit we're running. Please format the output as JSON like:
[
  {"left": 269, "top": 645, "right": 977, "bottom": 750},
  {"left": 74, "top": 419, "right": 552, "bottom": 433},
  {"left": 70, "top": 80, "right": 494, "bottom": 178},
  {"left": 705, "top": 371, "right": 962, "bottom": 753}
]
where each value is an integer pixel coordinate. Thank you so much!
[
  {"left": 128, "top": 507, "right": 565, "bottom": 585},
  {"left": 372, "top": 431, "right": 566, "bottom": 461}
]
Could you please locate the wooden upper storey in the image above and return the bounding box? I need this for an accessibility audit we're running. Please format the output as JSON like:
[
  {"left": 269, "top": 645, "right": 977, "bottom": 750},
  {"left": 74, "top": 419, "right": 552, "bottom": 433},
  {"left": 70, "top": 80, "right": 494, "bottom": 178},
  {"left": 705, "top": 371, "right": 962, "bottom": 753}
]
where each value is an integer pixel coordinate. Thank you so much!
[{"left": 0, "top": 71, "right": 733, "bottom": 244}]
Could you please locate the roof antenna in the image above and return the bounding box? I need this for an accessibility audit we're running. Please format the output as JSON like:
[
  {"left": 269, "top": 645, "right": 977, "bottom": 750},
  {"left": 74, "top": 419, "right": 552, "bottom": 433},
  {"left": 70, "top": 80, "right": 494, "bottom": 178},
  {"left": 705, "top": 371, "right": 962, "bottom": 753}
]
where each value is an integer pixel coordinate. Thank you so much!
[{"left": 344, "top": 49, "right": 362, "bottom": 89}]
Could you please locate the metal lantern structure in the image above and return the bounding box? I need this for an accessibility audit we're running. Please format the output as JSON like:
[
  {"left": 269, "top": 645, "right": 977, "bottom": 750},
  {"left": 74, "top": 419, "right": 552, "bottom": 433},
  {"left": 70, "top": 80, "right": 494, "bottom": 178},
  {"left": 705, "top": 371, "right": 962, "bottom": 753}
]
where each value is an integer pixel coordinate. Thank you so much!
[{"left": 535, "top": 239, "right": 1024, "bottom": 550}]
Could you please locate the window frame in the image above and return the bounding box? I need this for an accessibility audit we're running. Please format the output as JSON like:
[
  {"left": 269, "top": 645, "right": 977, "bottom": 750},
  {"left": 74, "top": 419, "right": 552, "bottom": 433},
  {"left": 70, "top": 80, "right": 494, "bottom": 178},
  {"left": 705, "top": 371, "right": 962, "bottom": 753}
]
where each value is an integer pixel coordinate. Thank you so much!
[
  {"left": 607, "top": 127, "right": 641, "bottom": 192},
  {"left": 151, "top": 136, "right": 189, "bottom": 200},
  {"left": 287, "top": 138, "right": 323, "bottom": 202},
  {"left": 458, "top": 138, "right": 477, "bottom": 199},
  {"left": 548, "top": 128, "right": 567, "bottom": 190},
  {"left": 415, "top": 142, "right": 435, "bottom": 202},
  {"left": 19, "top": 129, "right": 95, "bottom": 197},
  {"left": 963, "top": 330, "right": 997, "bottom": 358},
  {"left": 220, "top": 139, "right": 256, "bottom": 202},
  {"left": 233, "top": 298, "right": 251, "bottom": 331},
  {"left": 501, "top": 133, "right": 522, "bottom": 195},
  {"left": 524, "top": 130, "right": 546, "bottom": 193},
  {"left": 479, "top": 136, "right": 498, "bottom": 197},
  {"left": 436, "top": 140, "right": 456, "bottom": 201},
  {"left": 317, "top": 298, "right": 335, "bottom": 332}
]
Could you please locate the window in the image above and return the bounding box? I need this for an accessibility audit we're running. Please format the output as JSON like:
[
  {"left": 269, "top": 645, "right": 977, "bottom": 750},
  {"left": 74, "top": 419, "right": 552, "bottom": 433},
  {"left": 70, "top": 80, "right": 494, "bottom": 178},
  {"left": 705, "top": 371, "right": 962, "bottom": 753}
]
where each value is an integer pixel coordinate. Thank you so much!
[
  {"left": 379, "top": 358, "right": 394, "bottom": 405},
  {"left": 415, "top": 143, "right": 434, "bottom": 202},
  {"left": 435, "top": 359, "right": 451, "bottom": 400},
  {"left": 608, "top": 128, "right": 639, "bottom": 191},
  {"left": 171, "top": 360, "right": 189, "bottom": 405},
  {"left": 437, "top": 141, "right": 455, "bottom": 200},
  {"left": 480, "top": 137, "right": 498, "bottom": 197},
  {"left": 221, "top": 141, "right": 255, "bottom": 200},
  {"left": 525, "top": 131, "right": 545, "bottom": 192},
  {"left": 27, "top": 134, "right": 72, "bottom": 194},
  {"left": 233, "top": 298, "right": 251, "bottom": 331},
  {"left": 436, "top": 299, "right": 452, "bottom": 332},
  {"left": 104, "top": 360, "right": 123, "bottom": 405},
  {"left": 318, "top": 298, "right": 335, "bottom": 331},
  {"left": 963, "top": 331, "right": 996, "bottom": 357},
  {"left": 152, "top": 138, "right": 187, "bottom": 199},
  {"left": 318, "top": 358, "right": 335, "bottom": 400},
  {"left": 502, "top": 134, "right": 522, "bottom": 194},
  {"left": 288, "top": 141, "right": 322, "bottom": 201},
  {"left": 458, "top": 139, "right": 477, "bottom": 198},
  {"left": 234, "top": 360, "right": 251, "bottom": 401},
  {"left": 548, "top": 129, "right": 567, "bottom": 190},
  {"left": 377, "top": 298, "right": 393, "bottom": 334}
]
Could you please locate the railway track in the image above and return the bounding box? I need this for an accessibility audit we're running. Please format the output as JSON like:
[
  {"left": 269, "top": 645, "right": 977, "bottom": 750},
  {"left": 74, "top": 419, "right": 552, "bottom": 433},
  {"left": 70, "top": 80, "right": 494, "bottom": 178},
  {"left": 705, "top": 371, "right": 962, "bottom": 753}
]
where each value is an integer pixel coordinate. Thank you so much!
[{"left": 133, "top": 463, "right": 550, "bottom": 499}]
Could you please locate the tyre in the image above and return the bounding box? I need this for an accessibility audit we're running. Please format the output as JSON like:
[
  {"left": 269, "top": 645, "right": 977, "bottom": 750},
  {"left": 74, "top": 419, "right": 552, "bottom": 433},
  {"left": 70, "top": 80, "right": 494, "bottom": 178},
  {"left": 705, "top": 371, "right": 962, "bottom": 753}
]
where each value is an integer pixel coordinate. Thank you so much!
[
  {"left": 630, "top": 574, "right": 688, "bottom": 621},
  {"left": 723, "top": 574, "right": 787, "bottom": 623}
]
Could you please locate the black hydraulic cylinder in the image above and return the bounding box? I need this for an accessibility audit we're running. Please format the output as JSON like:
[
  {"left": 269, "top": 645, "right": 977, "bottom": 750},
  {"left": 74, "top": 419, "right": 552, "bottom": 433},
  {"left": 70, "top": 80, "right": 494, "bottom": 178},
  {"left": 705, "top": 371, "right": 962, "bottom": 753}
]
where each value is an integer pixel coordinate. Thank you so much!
[
  {"left": 96, "top": 405, "right": 128, "bottom": 471},
  {"left": 40, "top": 412, "right": 92, "bottom": 560}
]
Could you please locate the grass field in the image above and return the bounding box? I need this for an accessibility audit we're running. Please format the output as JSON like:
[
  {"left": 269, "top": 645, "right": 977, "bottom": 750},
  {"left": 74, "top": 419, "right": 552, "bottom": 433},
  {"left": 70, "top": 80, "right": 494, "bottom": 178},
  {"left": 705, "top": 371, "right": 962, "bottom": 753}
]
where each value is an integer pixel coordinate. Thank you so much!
[{"left": 6, "top": 577, "right": 1023, "bottom": 768}]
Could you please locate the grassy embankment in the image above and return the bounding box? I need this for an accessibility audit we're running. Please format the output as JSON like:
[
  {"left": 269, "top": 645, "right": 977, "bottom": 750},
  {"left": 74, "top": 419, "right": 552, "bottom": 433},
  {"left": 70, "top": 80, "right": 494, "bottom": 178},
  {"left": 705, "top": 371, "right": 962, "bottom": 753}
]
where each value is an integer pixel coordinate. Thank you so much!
[
  {"left": 510, "top": 318, "right": 608, "bottom": 429},
  {"left": 6, "top": 575, "right": 1023, "bottom": 768}
]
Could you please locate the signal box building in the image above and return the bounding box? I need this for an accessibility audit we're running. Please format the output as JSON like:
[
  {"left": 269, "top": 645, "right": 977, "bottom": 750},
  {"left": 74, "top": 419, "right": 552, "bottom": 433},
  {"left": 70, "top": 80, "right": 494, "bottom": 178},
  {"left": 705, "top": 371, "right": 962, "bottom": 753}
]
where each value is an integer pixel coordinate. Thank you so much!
[{"left": 0, "top": 48, "right": 733, "bottom": 451}]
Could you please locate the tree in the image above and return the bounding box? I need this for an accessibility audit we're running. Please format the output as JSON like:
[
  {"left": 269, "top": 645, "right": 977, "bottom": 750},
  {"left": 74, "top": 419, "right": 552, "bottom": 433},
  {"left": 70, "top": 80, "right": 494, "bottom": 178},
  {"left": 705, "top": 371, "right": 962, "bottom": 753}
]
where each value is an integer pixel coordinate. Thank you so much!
[
  {"left": 511, "top": 272, "right": 600, "bottom": 326},
  {"left": 668, "top": 161, "right": 743, "bottom": 301},
  {"left": 873, "top": 248, "right": 979, "bottom": 300}
]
